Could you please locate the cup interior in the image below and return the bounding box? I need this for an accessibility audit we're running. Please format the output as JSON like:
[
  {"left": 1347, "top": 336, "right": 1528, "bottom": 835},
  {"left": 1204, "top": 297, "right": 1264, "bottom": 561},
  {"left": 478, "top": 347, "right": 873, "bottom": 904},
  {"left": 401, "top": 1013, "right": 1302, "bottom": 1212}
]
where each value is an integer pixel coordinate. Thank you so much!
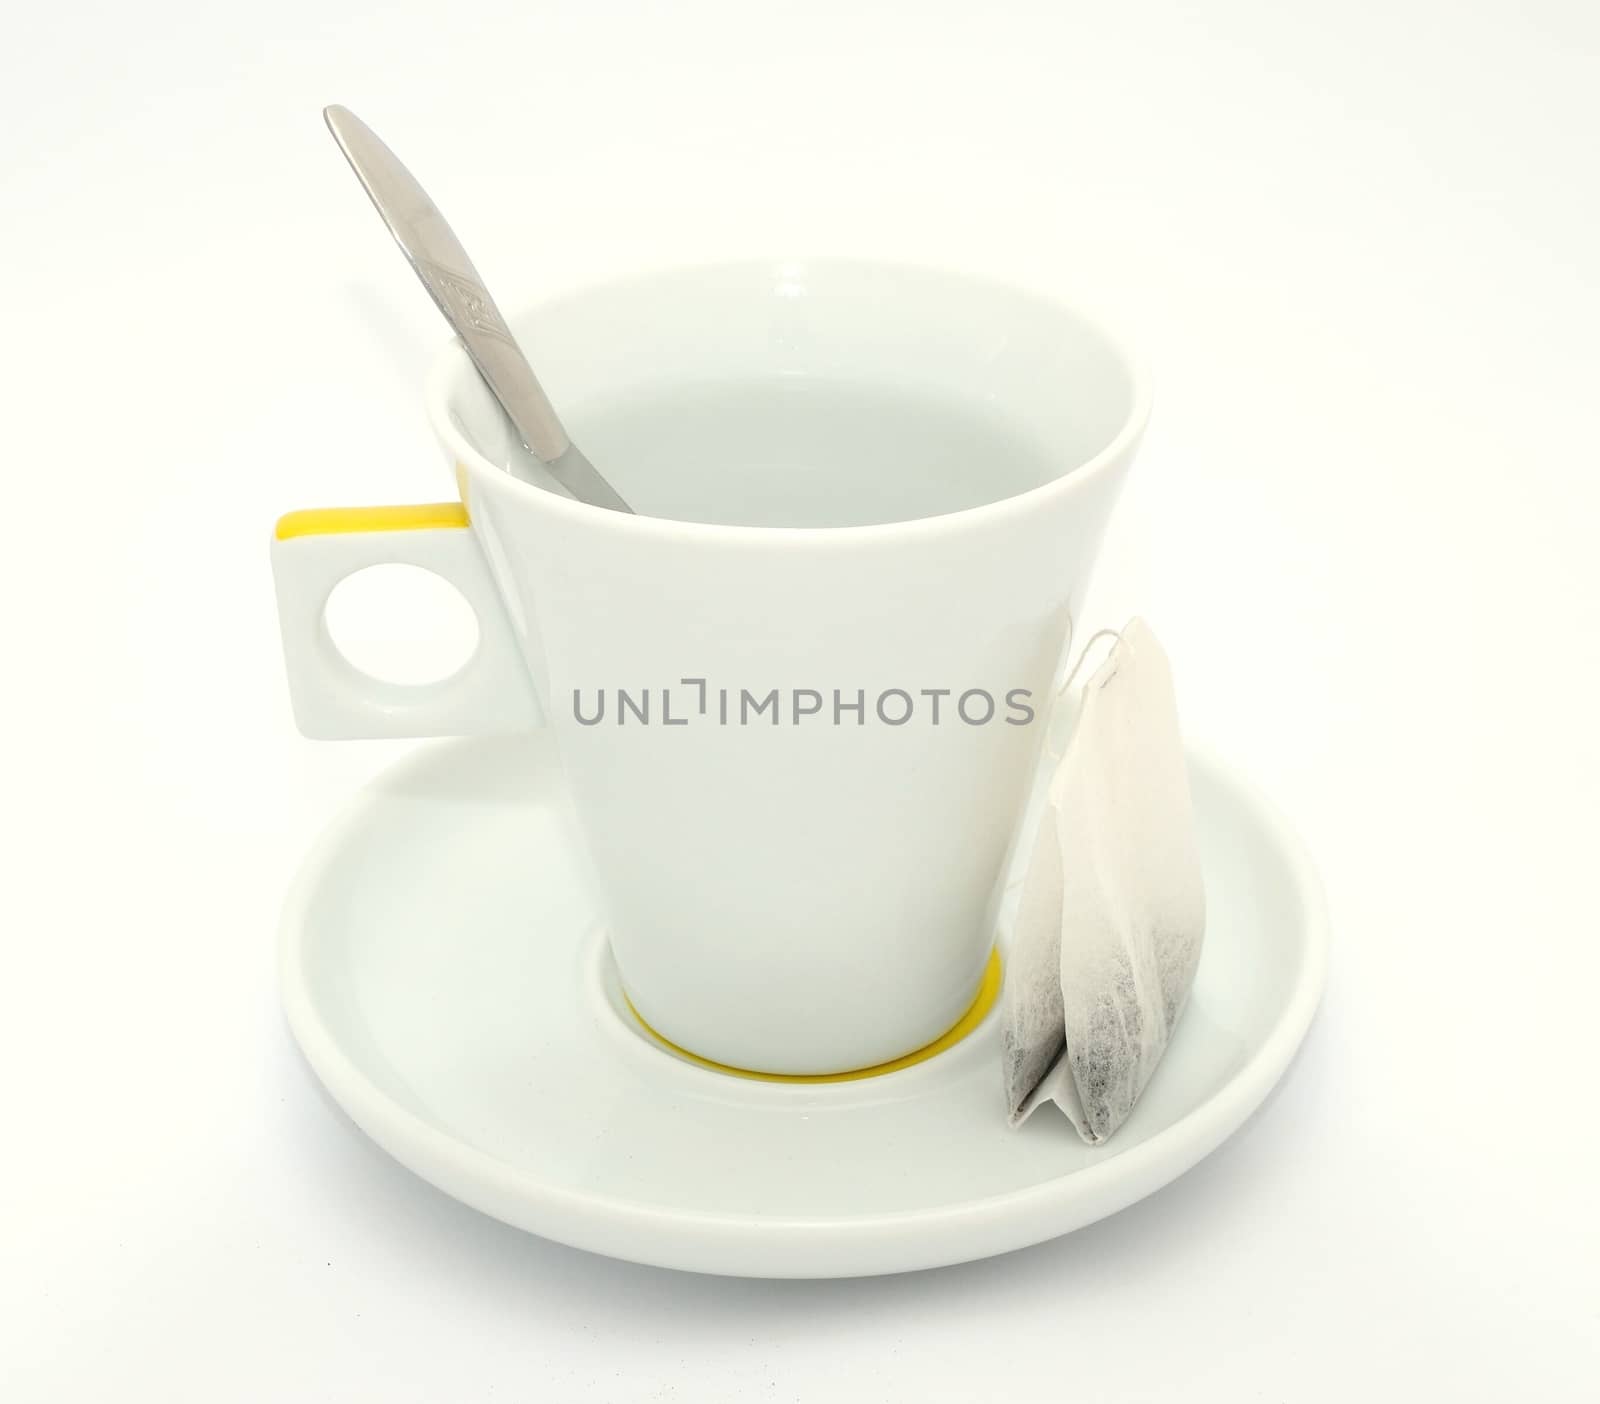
[{"left": 433, "top": 259, "right": 1144, "bottom": 529}]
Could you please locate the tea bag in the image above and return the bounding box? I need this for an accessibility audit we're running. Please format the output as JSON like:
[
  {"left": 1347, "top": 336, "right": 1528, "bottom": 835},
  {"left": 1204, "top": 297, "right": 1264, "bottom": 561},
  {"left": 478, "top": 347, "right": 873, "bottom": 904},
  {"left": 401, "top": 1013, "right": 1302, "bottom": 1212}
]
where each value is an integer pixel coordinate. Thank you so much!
[{"left": 1002, "top": 617, "right": 1205, "bottom": 1142}]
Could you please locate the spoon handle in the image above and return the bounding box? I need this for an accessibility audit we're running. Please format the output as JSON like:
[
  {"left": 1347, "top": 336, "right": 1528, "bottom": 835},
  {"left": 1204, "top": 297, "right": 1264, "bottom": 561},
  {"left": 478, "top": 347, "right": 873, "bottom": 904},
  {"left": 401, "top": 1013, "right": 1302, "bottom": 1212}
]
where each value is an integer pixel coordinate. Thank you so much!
[{"left": 323, "top": 105, "right": 632, "bottom": 513}]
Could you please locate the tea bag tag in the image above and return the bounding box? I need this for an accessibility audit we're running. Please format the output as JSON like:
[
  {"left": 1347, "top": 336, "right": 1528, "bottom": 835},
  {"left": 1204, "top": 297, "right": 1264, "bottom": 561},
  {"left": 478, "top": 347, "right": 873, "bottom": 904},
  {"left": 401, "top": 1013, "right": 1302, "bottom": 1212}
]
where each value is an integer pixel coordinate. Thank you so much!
[{"left": 1001, "top": 617, "right": 1206, "bottom": 1143}]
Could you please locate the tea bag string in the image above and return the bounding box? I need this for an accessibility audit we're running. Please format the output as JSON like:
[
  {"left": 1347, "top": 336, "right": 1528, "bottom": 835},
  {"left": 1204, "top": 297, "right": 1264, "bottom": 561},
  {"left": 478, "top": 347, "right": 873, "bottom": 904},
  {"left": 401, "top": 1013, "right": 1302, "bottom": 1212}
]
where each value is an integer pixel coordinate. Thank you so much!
[{"left": 1044, "top": 626, "right": 1123, "bottom": 760}]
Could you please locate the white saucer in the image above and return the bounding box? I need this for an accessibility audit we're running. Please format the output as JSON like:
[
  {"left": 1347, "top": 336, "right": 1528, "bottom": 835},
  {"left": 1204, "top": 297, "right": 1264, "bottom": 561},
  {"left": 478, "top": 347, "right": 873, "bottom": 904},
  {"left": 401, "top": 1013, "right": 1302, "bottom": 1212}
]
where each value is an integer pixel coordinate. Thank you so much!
[{"left": 280, "top": 736, "right": 1327, "bottom": 1278}]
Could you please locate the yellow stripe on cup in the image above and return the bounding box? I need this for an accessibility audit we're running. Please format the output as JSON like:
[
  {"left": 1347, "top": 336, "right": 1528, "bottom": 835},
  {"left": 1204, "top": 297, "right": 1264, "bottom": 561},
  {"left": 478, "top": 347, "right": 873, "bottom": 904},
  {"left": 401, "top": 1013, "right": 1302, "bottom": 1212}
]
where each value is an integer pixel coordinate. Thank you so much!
[
  {"left": 274, "top": 502, "right": 469, "bottom": 540},
  {"left": 626, "top": 948, "right": 1003, "bottom": 1083}
]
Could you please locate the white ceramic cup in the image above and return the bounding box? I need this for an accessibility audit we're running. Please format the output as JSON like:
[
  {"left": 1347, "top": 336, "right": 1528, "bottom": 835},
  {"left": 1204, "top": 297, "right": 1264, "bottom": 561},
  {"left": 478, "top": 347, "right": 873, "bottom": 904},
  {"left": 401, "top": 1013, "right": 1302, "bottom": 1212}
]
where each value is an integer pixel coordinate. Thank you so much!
[{"left": 271, "top": 259, "right": 1148, "bottom": 1075}]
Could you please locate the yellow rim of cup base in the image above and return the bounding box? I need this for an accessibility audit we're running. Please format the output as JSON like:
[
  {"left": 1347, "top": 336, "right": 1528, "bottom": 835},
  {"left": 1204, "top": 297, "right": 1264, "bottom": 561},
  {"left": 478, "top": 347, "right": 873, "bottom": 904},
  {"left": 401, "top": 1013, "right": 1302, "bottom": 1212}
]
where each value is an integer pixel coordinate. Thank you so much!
[{"left": 625, "top": 948, "right": 1003, "bottom": 1084}]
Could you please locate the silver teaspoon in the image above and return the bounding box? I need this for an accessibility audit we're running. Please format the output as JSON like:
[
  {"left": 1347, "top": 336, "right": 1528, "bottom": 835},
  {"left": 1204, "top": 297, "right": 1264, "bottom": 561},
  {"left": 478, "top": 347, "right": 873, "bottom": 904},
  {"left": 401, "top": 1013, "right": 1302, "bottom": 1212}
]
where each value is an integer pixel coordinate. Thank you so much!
[{"left": 323, "top": 105, "right": 632, "bottom": 513}]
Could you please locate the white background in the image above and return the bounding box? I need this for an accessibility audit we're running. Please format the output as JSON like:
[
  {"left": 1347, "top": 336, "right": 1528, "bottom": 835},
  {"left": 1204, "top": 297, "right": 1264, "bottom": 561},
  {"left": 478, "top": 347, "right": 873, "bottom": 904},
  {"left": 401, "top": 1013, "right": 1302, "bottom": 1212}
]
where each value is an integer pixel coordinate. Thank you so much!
[{"left": 3, "top": 1, "right": 1597, "bottom": 1398}]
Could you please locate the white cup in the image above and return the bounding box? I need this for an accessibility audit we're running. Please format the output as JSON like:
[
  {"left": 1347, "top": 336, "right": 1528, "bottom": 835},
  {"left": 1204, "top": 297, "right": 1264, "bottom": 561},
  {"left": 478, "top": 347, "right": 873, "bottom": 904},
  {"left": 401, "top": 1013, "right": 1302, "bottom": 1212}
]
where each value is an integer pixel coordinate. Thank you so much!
[{"left": 271, "top": 259, "right": 1148, "bottom": 1075}]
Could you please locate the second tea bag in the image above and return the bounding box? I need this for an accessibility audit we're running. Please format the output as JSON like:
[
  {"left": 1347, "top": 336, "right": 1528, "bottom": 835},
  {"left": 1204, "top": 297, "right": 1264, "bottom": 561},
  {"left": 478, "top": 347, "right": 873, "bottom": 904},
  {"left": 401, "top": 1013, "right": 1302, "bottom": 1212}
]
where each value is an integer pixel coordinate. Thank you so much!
[{"left": 1002, "top": 618, "right": 1205, "bottom": 1143}]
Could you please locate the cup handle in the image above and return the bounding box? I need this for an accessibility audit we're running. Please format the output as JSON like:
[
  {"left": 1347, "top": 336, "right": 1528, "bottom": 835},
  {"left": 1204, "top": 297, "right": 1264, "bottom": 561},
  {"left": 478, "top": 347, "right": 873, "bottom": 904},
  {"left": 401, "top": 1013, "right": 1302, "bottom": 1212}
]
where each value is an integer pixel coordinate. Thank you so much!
[{"left": 270, "top": 502, "right": 541, "bottom": 739}]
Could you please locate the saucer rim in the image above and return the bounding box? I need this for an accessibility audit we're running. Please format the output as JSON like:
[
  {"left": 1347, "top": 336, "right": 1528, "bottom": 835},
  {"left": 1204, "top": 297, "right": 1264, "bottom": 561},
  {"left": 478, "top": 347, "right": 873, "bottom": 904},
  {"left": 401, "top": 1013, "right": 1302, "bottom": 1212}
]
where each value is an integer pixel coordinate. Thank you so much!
[{"left": 279, "top": 739, "right": 1328, "bottom": 1277}]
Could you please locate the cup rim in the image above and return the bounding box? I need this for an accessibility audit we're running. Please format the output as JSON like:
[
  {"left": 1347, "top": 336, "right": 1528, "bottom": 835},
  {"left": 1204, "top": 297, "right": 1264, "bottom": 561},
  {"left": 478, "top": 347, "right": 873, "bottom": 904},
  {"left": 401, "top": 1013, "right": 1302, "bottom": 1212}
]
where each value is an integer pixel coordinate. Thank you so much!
[{"left": 424, "top": 256, "right": 1151, "bottom": 543}]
